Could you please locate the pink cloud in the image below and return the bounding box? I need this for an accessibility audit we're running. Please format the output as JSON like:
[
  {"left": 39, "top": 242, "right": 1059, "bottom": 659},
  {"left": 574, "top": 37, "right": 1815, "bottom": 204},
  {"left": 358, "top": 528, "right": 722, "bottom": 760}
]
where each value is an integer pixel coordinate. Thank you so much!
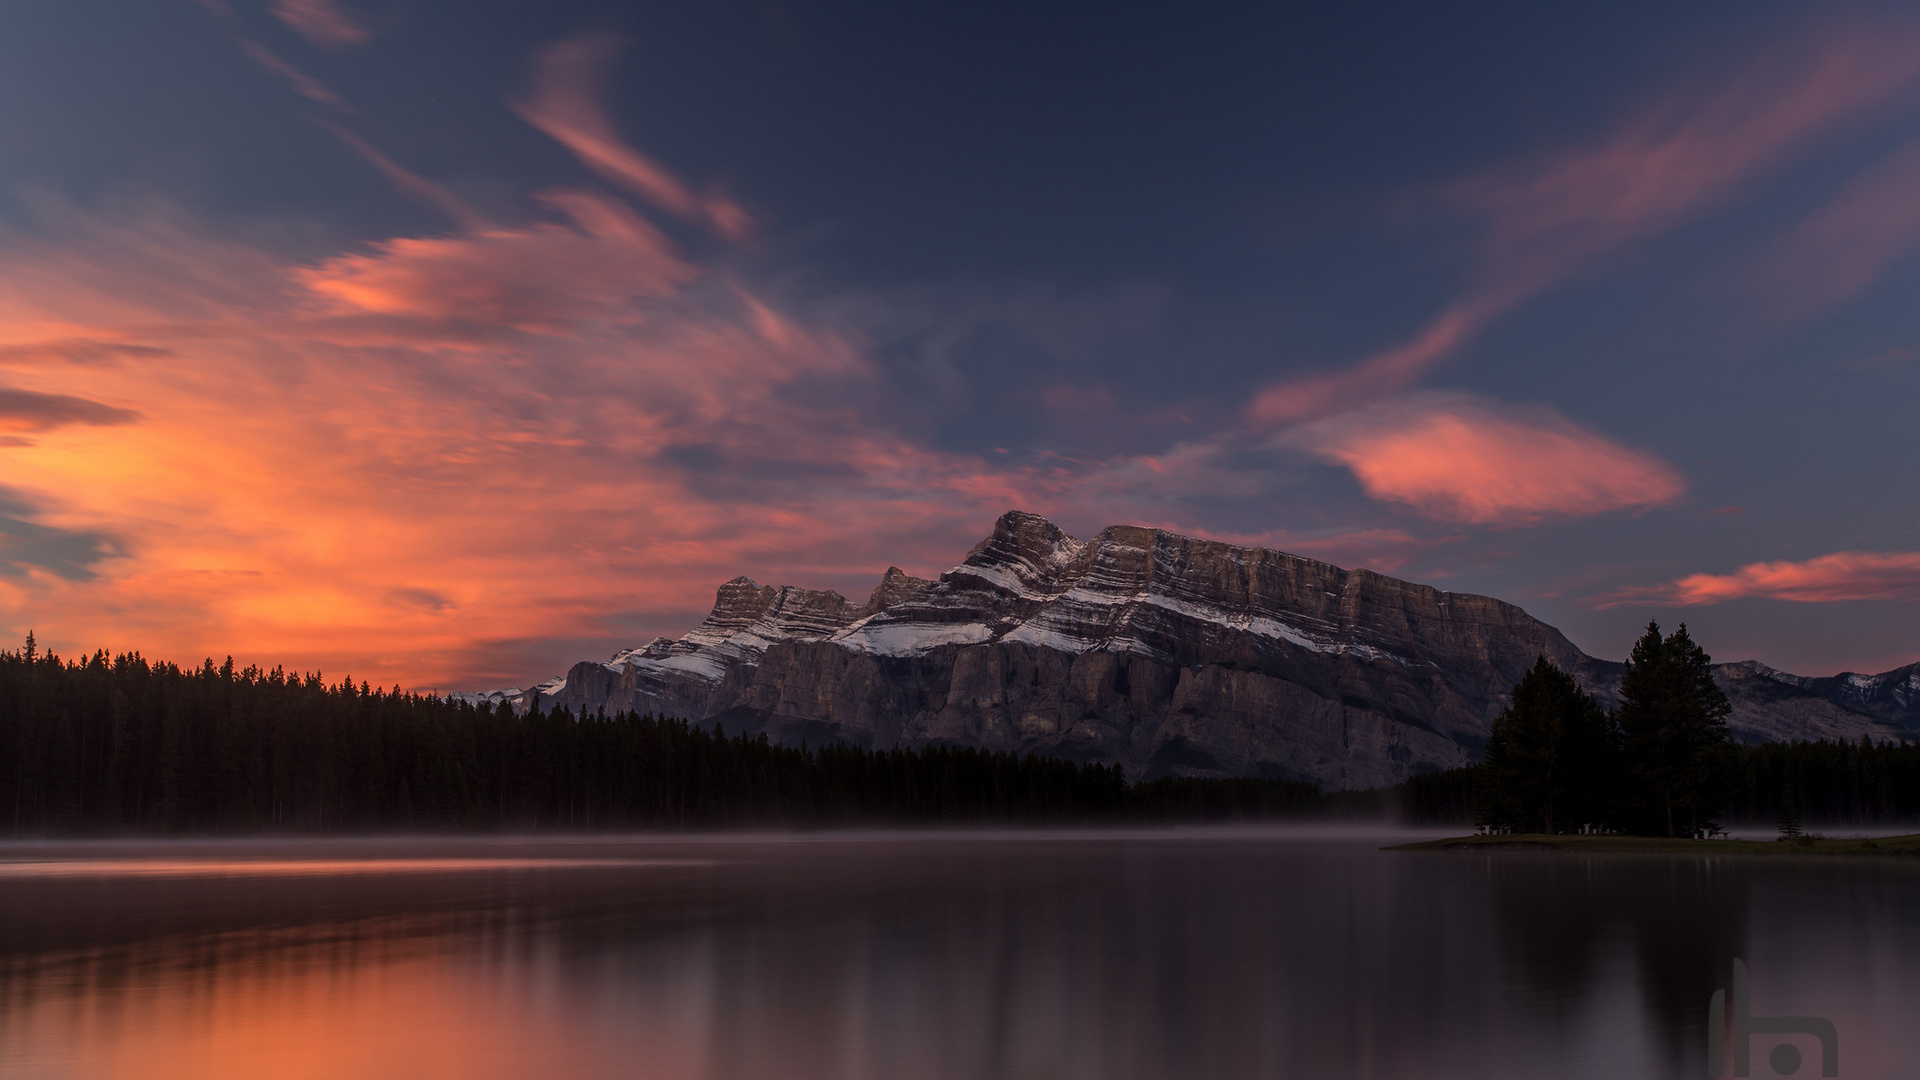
[
  {"left": 514, "top": 35, "right": 752, "bottom": 240},
  {"left": 320, "top": 123, "right": 483, "bottom": 229},
  {"left": 236, "top": 38, "right": 348, "bottom": 109},
  {"left": 191, "top": 0, "right": 351, "bottom": 107},
  {"left": 1289, "top": 393, "right": 1685, "bottom": 526},
  {"left": 1757, "top": 140, "right": 1920, "bottom": 318},
  {"left": 271, "top": 0, "right": 370, "bottom": 49},
  {"left": 1247, "top": 294, "right": 1507, "bottom": 425},
  {"left": 1248, "top": 21, "right": 1920, "bottom": 426},
  {"left": 1597, "top": 552, "right": 1920, "bottom": 607}
]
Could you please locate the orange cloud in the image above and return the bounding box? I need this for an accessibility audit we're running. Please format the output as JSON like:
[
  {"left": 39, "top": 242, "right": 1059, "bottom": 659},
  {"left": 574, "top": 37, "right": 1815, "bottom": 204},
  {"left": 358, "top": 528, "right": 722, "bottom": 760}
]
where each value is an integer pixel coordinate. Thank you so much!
[
  {"left": 294, "top": 190, "right": 693, "bottom": 328},
  {"left": 514, "top": 35, "right": 752, "bottom": 240},
  {"left": 0, "top": 190, "right": 1070, "bottom": 688},
  {"left": 1289, "top": 393, "right": 1684, "bottom": 526},
  {"left": 271, "top": 0, "right": 370, "bottom": 49},
  {"left": 1599, "top": 552, "right": 1920, "bottom": 607},
  {"left": 1248, "top": 20, "right": 1920, "bottom": 426}
]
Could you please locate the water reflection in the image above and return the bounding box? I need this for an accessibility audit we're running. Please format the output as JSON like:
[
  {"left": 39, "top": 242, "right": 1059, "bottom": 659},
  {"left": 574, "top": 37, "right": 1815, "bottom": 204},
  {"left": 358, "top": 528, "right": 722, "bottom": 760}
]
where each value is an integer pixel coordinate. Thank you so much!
[
  {"left": 1485, "top": 855, "right": 1750, "bottom": 1078},
  {"left": 0, "top": 833, "right": 1916, "bottom": 1079}
]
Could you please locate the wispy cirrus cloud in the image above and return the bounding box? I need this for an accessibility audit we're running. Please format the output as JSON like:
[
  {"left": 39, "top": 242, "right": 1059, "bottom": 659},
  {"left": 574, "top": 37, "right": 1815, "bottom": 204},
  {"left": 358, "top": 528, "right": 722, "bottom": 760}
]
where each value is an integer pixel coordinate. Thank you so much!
[
  {"left": 271, "top": 0, "right": 370, "bottom": 49},
  {"left": 1596, "top": 551, "right": 1920, "bottom": 607},
  {"left": 192, "top": 0, "right": 351, "bottom": 109},
  {"left": 514, "top": 34, "right": 753, "bottom": 240},
  {"left": 1756, "top": 139, "right": 1920, "bottom": 319},
  {"left": 294, "top": 189, "right": 693, "bottom": 327},
  {"left": 0, "top": 339, "right": 174, "bottom": 367},
  {"left": 0, "top": 388, "right": 140, "bottom": 433},
  {"left": 235, "top": 38, "right": 349, "bottom": 110},
  {"left": 0, "top": 489, "right": 120, "bottom": 581},
  {"left": 1287, "top": 393, "right": 1685, "bottom": 526},
  {"left": 319, "top": 122, "right": 484, "bottom": 229},
  {"left": 1248, "top": 20, "right": 1920, "bottom": 426}
]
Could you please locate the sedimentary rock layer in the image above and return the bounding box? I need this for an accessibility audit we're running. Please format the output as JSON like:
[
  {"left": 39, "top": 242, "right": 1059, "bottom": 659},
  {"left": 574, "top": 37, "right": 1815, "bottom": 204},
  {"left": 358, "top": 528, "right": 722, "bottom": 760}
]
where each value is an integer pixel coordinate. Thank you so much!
[{"left": 477, "top": 511, "right": 1909, "bottom": 789}]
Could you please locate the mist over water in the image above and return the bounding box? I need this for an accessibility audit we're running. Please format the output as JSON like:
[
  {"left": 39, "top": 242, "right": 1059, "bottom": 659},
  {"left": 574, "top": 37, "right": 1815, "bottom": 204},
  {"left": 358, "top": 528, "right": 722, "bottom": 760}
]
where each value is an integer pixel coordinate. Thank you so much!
[{"left": 1, "top": 830, "right": 1917, "bottom": 1079}]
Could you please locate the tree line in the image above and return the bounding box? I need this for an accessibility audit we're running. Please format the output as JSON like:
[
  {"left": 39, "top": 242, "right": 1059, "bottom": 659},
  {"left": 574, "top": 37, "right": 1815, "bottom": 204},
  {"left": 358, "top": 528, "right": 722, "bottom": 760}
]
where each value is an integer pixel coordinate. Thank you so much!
[
  {"left": 0, "top": 637, "right": 1139, "bottom": 832},
  {"left": 2, "top": 633, "right": 1913, "bottom": 835},
  {"left": 0, "top": 635, "right": 1483, "bottom": 833},
  {"left": 1474, "top": 621, "right": 1920, "bottom": 835}
]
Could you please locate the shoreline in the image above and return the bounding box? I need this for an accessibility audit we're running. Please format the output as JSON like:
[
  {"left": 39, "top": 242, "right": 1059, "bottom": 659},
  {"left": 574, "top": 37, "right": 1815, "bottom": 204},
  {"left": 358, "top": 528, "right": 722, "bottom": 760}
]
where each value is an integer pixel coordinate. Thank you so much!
[{"left": 1389, "top": 833, "right": 1920, "bottom": 855}]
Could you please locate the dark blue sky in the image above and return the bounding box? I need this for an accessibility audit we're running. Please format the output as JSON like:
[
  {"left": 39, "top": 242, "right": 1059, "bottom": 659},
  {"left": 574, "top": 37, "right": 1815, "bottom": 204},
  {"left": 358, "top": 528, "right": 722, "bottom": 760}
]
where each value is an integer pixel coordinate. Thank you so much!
[{"left": 1, "top": 1, "right": 1916, "bottom": 686}]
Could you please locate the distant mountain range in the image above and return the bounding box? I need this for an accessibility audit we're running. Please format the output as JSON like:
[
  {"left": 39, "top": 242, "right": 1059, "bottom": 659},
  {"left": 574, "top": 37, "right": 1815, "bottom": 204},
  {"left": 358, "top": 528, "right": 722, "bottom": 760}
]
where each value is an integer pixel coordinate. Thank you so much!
[{"left": 460, "top": 511, "right": 1918, "bottom": 789}]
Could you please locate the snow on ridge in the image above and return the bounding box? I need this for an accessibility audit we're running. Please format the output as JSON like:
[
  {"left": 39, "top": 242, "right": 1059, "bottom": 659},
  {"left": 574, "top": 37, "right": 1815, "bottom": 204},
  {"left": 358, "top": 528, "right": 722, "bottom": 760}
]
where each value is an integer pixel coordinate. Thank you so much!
[
  {"left": 837, "top": 620, "right": 994, "bottom": 657},
  {"left": 1141, "top": 591, "right": 1330, "bottom": 651},
  {"left": 567, "top": 521, "right": 1427, "bottom": 686},
  {"left": 446, "top": 688, "right": 522, "bottom": 706},
  {"left": 948, "top": 561, "right": 1060, "bottom": 600},
  {"left": 1054, "top": 583, "right": 1138, "bottom": 608},
  {"left": 1044, "top": 533, "right": 1088, "bottom": 565},
  {"left": 1000, "top": 623, "right": 1099, "bottom": 651}
]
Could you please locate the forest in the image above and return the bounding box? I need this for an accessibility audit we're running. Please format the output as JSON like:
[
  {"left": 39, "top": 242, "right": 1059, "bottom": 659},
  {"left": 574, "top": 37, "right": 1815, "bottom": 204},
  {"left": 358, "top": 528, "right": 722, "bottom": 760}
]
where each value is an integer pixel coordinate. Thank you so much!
[
  {"left": 1474, "top": 622, "right": 1920, "bottom": 836},
  {"left": 0, "top": 635, "right": 1912, "bottom": 835}
]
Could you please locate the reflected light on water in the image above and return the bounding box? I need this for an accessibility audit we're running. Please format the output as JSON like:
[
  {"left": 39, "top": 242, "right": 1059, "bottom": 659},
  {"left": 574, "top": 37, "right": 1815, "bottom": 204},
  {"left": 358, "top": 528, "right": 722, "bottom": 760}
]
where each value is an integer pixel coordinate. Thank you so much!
[
  {"left": 2, "top": 951, "right": 706, "bottom": 1080},
  {"left": 1, "top": 832, "right": 1918, "bottom": 1080},
  {"left": 0, "top": 858, "right": 711, "bottom": 879}
]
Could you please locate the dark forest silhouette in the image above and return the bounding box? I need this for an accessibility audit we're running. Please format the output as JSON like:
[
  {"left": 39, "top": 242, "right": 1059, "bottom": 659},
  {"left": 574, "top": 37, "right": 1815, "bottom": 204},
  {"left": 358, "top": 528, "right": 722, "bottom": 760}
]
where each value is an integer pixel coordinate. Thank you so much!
[
  {"left": 1475, "top": 622, "right": 1920, "bottom": 835},
  {"left": 0, "top": 635, "right": 1912, "bottom": 835}
]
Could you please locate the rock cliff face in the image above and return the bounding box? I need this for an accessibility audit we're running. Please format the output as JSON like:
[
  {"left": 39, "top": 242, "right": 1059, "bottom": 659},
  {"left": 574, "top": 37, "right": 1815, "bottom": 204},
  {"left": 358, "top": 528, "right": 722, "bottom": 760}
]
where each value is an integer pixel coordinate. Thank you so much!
[{"left": 492, "top": 511, "right": 1912, "bottom": 790}]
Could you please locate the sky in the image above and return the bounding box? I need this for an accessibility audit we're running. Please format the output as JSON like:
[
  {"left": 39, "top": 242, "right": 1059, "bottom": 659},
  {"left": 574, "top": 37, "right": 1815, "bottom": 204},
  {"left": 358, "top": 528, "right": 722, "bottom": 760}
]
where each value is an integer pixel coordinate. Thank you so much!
[{"left": 1, "top": 0, "right": 1917, "bottom": 690}]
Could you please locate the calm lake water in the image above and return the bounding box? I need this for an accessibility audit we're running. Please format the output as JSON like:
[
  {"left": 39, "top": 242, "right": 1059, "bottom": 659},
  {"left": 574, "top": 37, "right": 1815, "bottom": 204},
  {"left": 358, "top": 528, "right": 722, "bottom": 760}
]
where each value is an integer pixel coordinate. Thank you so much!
[{"left": 1, "top": 828, "right": 1917, "bottom": 1079}]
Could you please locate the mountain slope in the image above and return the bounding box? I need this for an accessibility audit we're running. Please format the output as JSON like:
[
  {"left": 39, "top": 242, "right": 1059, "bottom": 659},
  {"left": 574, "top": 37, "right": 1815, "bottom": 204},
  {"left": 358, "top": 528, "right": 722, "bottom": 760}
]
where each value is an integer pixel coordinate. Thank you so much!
[{"left": 494, "top": 511, "right": 1910, "bottom": 789}]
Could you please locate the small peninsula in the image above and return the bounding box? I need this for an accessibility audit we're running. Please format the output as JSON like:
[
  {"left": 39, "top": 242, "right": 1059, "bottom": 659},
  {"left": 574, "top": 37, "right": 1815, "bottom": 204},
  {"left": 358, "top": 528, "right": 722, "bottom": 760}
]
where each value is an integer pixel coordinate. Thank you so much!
[{"left": 1390, "top": 833, "right": 1920, "bottom": 856}]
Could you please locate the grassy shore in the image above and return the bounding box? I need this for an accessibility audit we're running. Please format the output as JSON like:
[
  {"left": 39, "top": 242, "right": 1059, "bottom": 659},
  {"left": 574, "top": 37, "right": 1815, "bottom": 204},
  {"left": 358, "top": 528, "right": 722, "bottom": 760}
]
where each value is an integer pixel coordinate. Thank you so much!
[{"left": 1388, "top": 832, "right": 1920, "bottom": 856}]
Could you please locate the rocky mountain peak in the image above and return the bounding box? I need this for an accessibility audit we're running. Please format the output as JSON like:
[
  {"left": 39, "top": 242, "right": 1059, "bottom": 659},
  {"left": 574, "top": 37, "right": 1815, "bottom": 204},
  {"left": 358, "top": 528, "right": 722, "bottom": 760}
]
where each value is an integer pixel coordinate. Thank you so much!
[
  {"left": 863, "top": 566, "right": 933, "bottom": 615},
  {"left": 709, "top": 576, "right": 778, "bottom": 625},
  {"left": 504, "top": 510, "right": 1917, "bottom": 788},
  {"left": 965, "top": 510, "right": 1087, "bottom": 571}
]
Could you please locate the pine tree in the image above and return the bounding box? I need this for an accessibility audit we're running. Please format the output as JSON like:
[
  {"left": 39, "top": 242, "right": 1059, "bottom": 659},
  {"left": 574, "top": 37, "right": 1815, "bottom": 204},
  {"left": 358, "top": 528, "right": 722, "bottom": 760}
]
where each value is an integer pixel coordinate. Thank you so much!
[
  {"left": 1475, "top": 655, "right": 1614, "bottom": 834},
  {"left": 1615, "top": 622, "right": 1733, "bottom": 836},
  {"left": 1777, "top": 781, "right": 1802, "bottom": 841}
]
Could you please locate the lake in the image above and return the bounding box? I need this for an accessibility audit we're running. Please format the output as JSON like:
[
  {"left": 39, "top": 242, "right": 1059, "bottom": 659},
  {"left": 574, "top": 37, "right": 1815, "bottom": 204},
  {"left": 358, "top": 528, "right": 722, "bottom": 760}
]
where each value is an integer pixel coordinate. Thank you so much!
[{"left": 1, "top": 828, "right": 1916, "bottom": 1079}]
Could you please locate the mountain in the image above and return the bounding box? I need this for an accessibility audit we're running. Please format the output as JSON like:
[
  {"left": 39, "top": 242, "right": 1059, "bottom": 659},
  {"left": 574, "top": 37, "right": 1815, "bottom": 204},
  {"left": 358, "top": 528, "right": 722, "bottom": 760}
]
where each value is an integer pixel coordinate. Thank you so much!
[{"left": 472, "top": 511, "right": 1914, "bottom": 790}]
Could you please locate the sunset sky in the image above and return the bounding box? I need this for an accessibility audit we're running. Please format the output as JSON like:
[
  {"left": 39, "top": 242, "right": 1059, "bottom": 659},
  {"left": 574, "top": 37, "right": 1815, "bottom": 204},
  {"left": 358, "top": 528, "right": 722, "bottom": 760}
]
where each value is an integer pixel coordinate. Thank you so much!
[{"left": 2, "top": 1, "right": 1917, "bottom": 690}]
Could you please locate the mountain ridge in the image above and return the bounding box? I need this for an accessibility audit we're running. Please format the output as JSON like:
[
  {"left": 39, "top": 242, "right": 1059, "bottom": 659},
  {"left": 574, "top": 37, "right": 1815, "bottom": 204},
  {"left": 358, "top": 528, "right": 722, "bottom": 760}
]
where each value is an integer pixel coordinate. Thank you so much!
[{"left": 460, "top": 511, "right": 1914, "bottom": 789}]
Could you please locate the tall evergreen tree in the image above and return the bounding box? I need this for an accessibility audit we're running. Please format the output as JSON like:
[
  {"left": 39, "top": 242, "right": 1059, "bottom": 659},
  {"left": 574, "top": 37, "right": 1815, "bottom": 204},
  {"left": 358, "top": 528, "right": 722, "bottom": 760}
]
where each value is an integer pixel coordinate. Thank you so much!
[
  {"left": 1475, "top": 655, "right": 1613, "bottom": 833},
  {"left": 1614, "top": 622, "right": 1733, "bottom": 836}
]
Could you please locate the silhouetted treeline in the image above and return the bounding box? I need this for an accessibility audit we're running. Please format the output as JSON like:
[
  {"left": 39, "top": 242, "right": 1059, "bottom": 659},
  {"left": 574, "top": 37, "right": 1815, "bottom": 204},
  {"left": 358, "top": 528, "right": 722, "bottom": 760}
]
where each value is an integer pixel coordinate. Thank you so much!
[
  {"left": 1475, "top": 625, "right": 1920, "bottom": 835},
  {"left": 1478, "top": 623, "right": 1738, "bottom": 835},
  {"left": 3, "top": 639, "right": 1913, "bottom": 835},
  {"left": 1727, "top": 736, "right": 1920, "bottom": 826},
  {"left": 1126, "top": 767, "right": 1478, "bottom": 824},
  {"left": 0, "top": 640, "right": 1136, "bottom": 832}
]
